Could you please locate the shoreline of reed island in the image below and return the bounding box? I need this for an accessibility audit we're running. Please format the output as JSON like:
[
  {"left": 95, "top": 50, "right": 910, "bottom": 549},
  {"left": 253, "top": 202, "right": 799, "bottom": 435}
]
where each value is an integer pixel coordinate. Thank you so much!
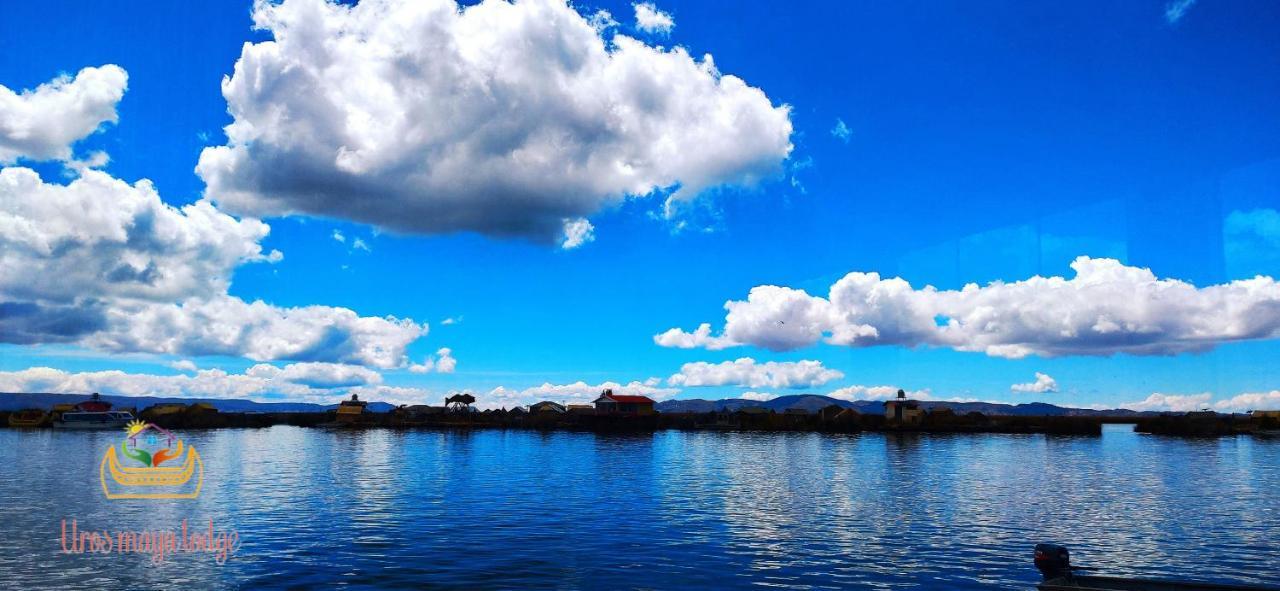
[
  {"left": 0, "top": 406, "right": 1148, "bottom": 436},
  {"left": 4, "top": 391, "right": 1278, "bottom": 437},
  {"left": 2, "top": 406, "right": 1269, "bottom": 437}
]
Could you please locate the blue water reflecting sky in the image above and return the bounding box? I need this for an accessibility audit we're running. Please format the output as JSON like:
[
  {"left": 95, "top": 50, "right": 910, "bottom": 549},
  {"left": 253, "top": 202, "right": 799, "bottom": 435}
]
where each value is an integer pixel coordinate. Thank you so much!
[{"left": 1, "top": 426, "right": 1276, "bottom": 590}]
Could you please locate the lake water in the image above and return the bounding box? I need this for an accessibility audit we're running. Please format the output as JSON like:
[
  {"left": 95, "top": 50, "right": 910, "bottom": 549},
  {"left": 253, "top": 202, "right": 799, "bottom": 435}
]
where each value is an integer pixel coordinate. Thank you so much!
[{"left": 0, "top": 424, "right": 1277, "bottom": 590}]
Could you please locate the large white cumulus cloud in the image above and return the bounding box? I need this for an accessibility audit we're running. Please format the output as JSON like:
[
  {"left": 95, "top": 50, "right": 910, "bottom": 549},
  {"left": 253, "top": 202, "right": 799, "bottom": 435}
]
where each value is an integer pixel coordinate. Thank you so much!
[
  {"left": 86, "top": 296, "right": 424, "bottom": 368},
  {"left": 0, "top": 65, "right": 127, "bottom": 163},
  {"left": 197, "top": 0, "right": 793, "bottom": 242},
  {"left": 0, "top": 66, "right": 428, "bottom": 367},
  {"left": 657, "top": 257, "right": 1280, "bottom": 358},
  {"left": 0, "top": 166, "right": 425, "bottom": 368},
  {"left": 0, "top": 167, "right": 277, "bottom": 304}
]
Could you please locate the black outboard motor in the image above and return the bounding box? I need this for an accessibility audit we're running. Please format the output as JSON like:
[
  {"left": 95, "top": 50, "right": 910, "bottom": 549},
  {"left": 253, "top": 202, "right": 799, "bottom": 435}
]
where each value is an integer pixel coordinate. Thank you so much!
[{"left": 1034, "top": 543, "right": 1073, "bottom": 580}]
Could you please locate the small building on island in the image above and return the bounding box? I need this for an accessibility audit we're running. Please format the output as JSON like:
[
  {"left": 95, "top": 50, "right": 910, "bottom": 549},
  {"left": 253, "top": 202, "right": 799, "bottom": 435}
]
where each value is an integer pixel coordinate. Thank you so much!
[
  {"left": 336, "top": 394, "right": 368, "bottom": 423},
  {"left": 593, "top": 389, "right": 656, "bottom": 415},
  {"left": 819, "top": 404, "right": 854, "bottom": 422},
  {"left": 529, "top": 401, "right": 566, "bottom": 414},
  {"left": 445, "top": 393, "right": 476, "bottom": 413},
  {"left": 883, "top": 389, "right": 924, "bottom": 426}
]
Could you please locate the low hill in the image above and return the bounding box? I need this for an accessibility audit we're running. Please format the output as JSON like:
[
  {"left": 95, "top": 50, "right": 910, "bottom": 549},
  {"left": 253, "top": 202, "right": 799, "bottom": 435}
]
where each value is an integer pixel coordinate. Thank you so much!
[{"left": 656, "top": 394, "right": 1153, "bottom": 417}]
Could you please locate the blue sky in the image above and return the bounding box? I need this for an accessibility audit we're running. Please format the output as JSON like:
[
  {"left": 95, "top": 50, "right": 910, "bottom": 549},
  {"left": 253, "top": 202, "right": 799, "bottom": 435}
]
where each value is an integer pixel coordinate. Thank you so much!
[{"left": 1, "top": 0, "right": 1278, "bottom": 410}]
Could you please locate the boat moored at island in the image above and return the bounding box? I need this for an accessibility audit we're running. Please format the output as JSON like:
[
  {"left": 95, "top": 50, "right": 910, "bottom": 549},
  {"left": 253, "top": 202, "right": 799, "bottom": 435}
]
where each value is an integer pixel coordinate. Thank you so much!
[
  {"left": 1035, "top": 543, "right": 1280, "bottom": 591},
  {"left": 52, "top": 393, "right": 135, "bottom": 430},
  {"left": 7, "top": 409, "right": 50, "bottom": 428}
]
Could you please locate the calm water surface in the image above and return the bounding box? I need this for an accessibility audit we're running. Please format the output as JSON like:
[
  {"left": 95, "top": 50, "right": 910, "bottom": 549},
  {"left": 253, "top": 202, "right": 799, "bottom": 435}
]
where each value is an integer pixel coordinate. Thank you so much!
[{"left": 1, "top": 424, "right": 1277, "bottom": 589}]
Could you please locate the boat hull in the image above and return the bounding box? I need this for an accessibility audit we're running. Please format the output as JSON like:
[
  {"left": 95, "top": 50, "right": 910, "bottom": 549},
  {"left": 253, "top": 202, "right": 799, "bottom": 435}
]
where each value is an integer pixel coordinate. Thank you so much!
[
  {"left": 53, "top": 414, "right": 132, "bottom": 429},
  {"left": 7, "top": 411, "right": 49, "bottom": 428},
  {"left": 53, "top": 420, "right": 131, "bottom": 430},
  {"left": 52, "top": 409, "right": 135, "bottom": 430},
  {"left": 1040, "top": 575, "right": 1280, "bottom": 591}
]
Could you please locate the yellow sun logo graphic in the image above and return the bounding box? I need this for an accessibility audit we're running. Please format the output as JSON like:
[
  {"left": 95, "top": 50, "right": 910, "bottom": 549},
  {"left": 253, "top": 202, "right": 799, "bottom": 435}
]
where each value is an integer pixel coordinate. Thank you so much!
[{"left": 125, "top": 419, "right": 148, "bottom": 437}]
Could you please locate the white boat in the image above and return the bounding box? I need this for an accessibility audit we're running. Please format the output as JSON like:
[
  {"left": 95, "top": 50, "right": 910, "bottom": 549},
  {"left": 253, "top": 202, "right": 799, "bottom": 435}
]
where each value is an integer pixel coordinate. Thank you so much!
[
  {"left": 53, "top": 410, "right": 135, "bottom": 429},
  {"left": 50, "top": 393, "right": 134, "bottom": 429}
]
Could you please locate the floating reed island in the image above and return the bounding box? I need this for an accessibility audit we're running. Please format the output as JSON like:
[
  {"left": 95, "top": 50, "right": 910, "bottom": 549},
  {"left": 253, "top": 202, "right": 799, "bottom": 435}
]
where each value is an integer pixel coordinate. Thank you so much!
[
  {"left": 4, "top": 390, "right": 1278, "bottom": 437},
  {"left": 1135, "top": 410, "right": 1280, "bottom": 436}
]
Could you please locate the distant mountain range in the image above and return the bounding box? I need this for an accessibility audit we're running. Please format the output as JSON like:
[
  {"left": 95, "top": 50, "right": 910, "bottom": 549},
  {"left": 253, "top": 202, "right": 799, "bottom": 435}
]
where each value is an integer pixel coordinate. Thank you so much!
[
  {"left": 0, "top": 392, "right": 398, "bottom": 413},
  {"left": 2, "top": 392, "right": 1156, "bottom": 418},
  {"left": 655, "top": 394, "right": 1157, "bottom": 417}
]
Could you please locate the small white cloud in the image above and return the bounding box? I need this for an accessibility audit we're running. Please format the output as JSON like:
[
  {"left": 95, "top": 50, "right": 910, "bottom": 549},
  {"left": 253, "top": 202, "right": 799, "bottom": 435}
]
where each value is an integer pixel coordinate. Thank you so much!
[
  {"left": 787, "top": 155, "right": 814, "bottom": 194},
  {"left": 653, "top": 322, "right": 736, "bottom": 350},
  {"left": 1123, "top": 392, "right": 1212, "bottom": 412},
  {"left": 352, "top": 237, "right": 371, "bottom": 252},
  {"left": 668, "top": 358, "right": 843, "bottom": 389},
  {"left": 486, "top": 379, "right": 679, "bottom": 409},
  {"left": 1214, "top": 390, "right": 1280, "bottom": 413},
  {"left": 65, "top": 150, "right": 110, "bottom": 176},
  {"left": 441, "top": 316, "right": 462, "bottom": 326},
  {"left": 273, "top": 361, "right": 382, "bottom": 388},
  {"left": 434, "top": 347, "right": 456, "bottom": 374},
  {"left": 0, "top": 65, "right": 128, "bottom": 163},
  {"left": 589, "top": 9, "right": 618, "bottom": 32},
  {"left": 169, "top": 359, "right": 198, "bottom": 373},
  {"left": 408, "top": 347, "right": 456, "bottom": 374},
  {"left": 633, "top": 2, "right": 675, "bottom": 34},
  {"left": 0, "top": 363, "right": 412, "bottom": 404},
  {"left": 741, "top": 391, "right": 775, "bottom": 401},
  {"left": 561, "top": 218, "right": 595, "bottom": 250},
  {"left": 830, "top": 118, "right": 852, "bottom": 144},
  {"left": 1164, "top": 0, "right": 1196, "bottom": 24},
  {"left": 331, "top": 230, "right": 346, "bottom": 243},
  {"left": 827, "top": 385, "right": 931, "bottom": 401},
  {"left": 1011, "top": 372, "right": 1058, "bottom": 394}
]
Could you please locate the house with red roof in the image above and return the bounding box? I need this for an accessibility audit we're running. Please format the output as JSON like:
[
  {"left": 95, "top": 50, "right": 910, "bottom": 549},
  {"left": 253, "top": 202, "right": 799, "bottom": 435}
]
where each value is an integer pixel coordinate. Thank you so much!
[{"left": 592, "top": 389, "right": 655, "bottom": 415}]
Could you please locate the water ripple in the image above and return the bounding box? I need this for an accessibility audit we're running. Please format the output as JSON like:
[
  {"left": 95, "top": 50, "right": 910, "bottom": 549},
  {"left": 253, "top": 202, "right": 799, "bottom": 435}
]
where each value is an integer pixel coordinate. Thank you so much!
[{"left": 0, "top": 425, "right": 1276, "bottom": 589}]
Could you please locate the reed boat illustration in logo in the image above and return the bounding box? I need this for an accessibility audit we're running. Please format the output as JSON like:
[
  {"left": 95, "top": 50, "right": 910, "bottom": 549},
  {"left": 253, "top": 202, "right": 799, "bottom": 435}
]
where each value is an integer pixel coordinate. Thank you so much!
[{"left": 99, "top": 420, "right": 203, "bottom": 500}]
